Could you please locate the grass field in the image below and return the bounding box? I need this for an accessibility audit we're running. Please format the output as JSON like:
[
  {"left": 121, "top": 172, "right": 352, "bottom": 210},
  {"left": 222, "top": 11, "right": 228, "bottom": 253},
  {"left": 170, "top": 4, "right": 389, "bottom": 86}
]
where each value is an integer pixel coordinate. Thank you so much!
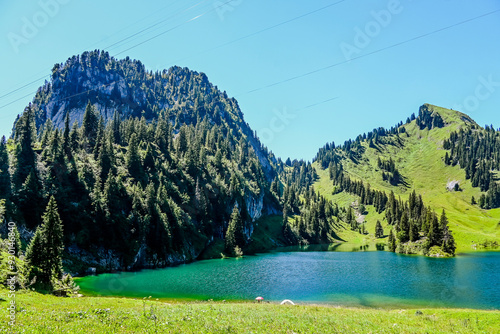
[
  {"left": 313, "top": 105, "right": 500, "bottom": 252},
  {"left": 1, "top": 288, "right": 499, "bottom": 333}
]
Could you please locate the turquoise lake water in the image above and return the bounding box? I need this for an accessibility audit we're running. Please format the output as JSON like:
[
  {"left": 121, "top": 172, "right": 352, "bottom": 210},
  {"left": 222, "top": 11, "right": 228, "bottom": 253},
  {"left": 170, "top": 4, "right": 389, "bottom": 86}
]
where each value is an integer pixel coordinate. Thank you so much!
[{"left": 77, "top": 247, "right": 500, "bottom": 309}]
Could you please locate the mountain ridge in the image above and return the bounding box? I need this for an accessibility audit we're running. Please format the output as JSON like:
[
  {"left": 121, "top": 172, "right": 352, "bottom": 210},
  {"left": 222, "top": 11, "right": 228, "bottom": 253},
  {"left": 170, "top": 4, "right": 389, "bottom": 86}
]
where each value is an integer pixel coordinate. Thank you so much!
[
  {"left": 312, "top": 103, "right": 500, "bottom": 251},
  {"left": 3, "top": 52, "right": 499, "bottom": 277}
]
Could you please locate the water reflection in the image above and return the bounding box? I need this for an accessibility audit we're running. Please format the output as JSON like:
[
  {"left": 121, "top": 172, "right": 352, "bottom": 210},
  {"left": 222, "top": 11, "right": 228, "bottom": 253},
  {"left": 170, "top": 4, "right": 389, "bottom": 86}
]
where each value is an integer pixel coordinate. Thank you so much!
[{"left": 274, "top": 242, "right": 385, "bottom": 253}]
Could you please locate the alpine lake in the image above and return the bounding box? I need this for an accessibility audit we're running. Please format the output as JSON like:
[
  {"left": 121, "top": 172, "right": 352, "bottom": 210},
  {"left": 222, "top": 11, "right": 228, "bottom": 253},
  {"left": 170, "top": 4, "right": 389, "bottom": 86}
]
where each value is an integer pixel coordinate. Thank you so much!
[{"left": 77, "top": 244, "right": 499, "bottom": 310}]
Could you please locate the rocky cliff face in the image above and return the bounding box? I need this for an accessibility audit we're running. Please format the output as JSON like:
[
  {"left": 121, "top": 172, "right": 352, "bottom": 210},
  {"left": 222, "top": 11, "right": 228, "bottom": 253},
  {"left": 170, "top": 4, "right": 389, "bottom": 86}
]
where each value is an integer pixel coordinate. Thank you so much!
[
  {"left": 30, "top": 50, "right": 275, "bottom": 182},
  {"left": 16, "top": 50, "right": 282, "bottom": 273}
]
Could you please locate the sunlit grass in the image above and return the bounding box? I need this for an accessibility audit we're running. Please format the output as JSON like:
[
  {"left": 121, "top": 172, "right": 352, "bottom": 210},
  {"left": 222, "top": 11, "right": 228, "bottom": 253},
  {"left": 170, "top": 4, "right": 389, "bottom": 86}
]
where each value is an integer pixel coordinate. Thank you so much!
[
  {"left": 313, "top": 105, "right": 500, "bottom": 252},
  {"left": 1, "top": 288, "right": 498, "bottom": 333}
]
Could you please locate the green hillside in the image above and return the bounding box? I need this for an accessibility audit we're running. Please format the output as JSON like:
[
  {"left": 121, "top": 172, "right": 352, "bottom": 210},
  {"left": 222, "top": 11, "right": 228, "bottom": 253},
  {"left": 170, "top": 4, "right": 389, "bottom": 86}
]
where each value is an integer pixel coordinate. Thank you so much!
[{"left": 313, "top": 104, "right": 500, "bottom": 252}]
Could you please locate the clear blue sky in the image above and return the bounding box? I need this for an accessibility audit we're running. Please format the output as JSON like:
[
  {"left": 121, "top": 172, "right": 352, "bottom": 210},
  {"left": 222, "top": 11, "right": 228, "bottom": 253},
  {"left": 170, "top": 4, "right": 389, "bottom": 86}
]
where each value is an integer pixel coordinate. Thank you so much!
[{"left": 1, "top": 0, "right": 499, "bottom": 160}]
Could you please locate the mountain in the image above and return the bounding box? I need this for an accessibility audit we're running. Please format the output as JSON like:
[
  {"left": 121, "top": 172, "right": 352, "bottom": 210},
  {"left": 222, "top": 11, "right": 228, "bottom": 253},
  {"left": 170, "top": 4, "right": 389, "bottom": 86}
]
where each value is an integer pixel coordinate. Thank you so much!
[
  {"left": 5, "top": 50, "right": 284, "bottom": 273},
  {"left": 312, "top": 104, "right": 500, "bottom": 252},
  {"left": 3, "top": 52, "right": 499, "bottom": 279},
  {"left": 28, "top": 50, "right": 275, "bottom": 178}
]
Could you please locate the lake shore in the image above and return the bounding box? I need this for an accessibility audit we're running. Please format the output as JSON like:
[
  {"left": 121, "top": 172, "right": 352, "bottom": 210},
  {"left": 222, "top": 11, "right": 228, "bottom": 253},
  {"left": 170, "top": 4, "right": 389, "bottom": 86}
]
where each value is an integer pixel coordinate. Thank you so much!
[{"left": 1, "top": 288, "right": 499, "bottom": 333}]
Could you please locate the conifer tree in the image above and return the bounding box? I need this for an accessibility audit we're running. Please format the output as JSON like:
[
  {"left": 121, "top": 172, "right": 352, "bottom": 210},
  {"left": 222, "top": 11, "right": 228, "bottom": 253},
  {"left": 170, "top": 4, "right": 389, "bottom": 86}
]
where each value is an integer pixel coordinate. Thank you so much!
[
  {"left": 111, "top": 110, "right": 121, "bottom": 144},
  {"left": 225, "top": 205, "right": 246, "bottom": 255},
  {"left": 63, "top": 112, "right": 71, "bottom": 157},
  {"left": 25, "top": 227, "right": 44, "bottom": 282},
  {"left": 13, "top": 105, "right": 36, "bottom": 189},
  {"left": 426, "top": 212, "right": 442, "bottom": 249},
  {"left": 82, "top": 102, "right": 99, "bottom": 149},
  {"left": 442, "top": 224, "right": 456, "bottom": 255},
  {"left": 17, "top": 169, "right": 43, "bottom": 228},
  {"left": 126, "top": 133, "right": 142, "bottom": 179},
  {"left": 409, "top": 219, "right": 419, "bottom": 242},
  {"left": 375, "top": 220, "right": 384, "bottom": 238},
  {"left": 26, "top": 196, "right": 64, "bottom": 287},
  {"left": 397, "top": 211, "right": 409, "bottom": 243},
  {"left": 69, "top": 121, "right": 80, "bottom": 152},
  {"left": 388, "top": 229, "right": 396, "bottom": 252},
  {"left": 0, "top": 136, "right": 11, "bottom": 198}
]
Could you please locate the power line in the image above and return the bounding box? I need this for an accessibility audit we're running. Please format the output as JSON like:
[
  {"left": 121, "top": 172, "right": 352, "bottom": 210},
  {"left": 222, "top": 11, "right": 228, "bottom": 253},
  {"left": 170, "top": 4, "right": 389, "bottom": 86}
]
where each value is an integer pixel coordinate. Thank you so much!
[
  {"left": 166, "top": 0, "right": 348, "bottom": 66},
  {"left": 0, "top": 0, "right": 210, "bottom": 103},
  {"left": 114, "top": 0, "right": 237, "bottom": 56},
  {"left": 1, "top": 7, "right": 498, "bottom": 111},
  {"left": 81, "top": 0, "right": 186, "bottom": 51},
  {"left": 237, "top": 8, "right": 500, "bottom": 97},
  {"left": 0, "top": 0, "right": 344, "bottom": 109},
  {"left": 0, "top": 75, "right": 49, "bottom": 100},
  {"left": 296, "top": 96, "right": 340, "bottom": 112},
  {"left": 104, "top": 0, "right": 210, "bottom": 52}
]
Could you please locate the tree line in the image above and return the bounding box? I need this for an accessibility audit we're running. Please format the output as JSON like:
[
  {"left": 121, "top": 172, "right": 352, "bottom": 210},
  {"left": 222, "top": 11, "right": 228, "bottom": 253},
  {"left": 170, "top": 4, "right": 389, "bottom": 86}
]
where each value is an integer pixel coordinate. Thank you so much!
[{"left": 444, "top": 125, "right": 500, "bottom": 209}]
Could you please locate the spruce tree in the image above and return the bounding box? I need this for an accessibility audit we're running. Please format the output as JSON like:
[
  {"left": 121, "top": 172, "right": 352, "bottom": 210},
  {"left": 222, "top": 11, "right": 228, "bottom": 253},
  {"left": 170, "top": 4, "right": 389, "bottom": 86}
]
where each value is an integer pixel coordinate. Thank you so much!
[
  {"left": 440, "top": 210, "right": 456, "bottom": 255},
  {"left": 63, "top": 112, "right": 71, "bottom": 157},
  {"left": 26, "top": 196, "right": 64, "bottom": 287},
  {"left": 375, "top": 220, "right": 383, "bottom": 238},
  {"left": 0, "top": 136, "right": 11, "bottom": 199},
  {"left": 409, "top": 219, "right": 419, "bottom": 242},
  {"left": 426, "top": 213, "right": 442, "bottom": 249},
  {"left": 17, "top": 169, "right": 43, "bottom": 228},
  {"left": 25, "top": 227, "right": 45, "bottom": 283},
  {"left": 13, "top": 105, "right": 36, "bottom": 189},
  {"left": 82, "top": 102, "right": 99, "bottom": 149},
  {"left": 442, "top": 225, "right": 456, "bottom": 255},
  {"left": 225, "top": 205, "right": 246, "bottom": 255},
  {"left": 69, "top": 121, "right": 80, "bottom": 152},
  {"left": 397, "top": 211, "right": 409, "bottom": 243},
  {"left": 126, "top": 133, "right": 142, "bottom": 179},
  {"left": 388, "top": 230, "right": 396, "bottom": 252}
]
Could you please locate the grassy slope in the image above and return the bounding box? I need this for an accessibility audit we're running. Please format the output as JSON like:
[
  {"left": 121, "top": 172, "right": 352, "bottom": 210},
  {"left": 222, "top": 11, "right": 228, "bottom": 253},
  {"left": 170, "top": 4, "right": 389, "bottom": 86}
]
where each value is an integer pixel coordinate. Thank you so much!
[
  {"left": 314, "top": 104, "right": 500, "bottom": 252},
  {"left": 1, "top": 289, "right": 498, "bottom": 334}
]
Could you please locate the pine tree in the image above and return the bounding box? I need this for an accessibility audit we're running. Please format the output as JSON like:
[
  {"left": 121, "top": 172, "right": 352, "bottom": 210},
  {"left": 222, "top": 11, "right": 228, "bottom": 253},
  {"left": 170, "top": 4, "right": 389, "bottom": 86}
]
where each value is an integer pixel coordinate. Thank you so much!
[
  {"left": 63, "top": 112, "right": 71, "bottom": 157},
  {"left": 225, "top": 205, "right": 246, "bottom": 255},
  {"left": 0, "top": 136, "right": 11, "bottom": 199},
  {"left": 479, "top": 194, "right": 486, "bottom": 208},
  {"left": 375, "top": 220, "right": 384, "bottom": 238},
  {"left": 282, "top": 205, "right": 296, "bottom": 245},
  {"left": 271, "top": 177, "right": 280, "bottom": 199},
  {"left": 97, "top": 137, "right": 113, "bottom": 182},
  {"left": 42, "top": 196, "right": 65, "bottom": 282},
  {"left": 17, "top": 169, "right": 43, "bottom": 228},
  {"left": 26, "top": 196, "right": 65, "bottom": 287},
  {"left": 426, "top": 212, "right": 442, "bottom": 248},
  {"left": 69, "top": 121, "right": 80, "bottom": 152},
  {"left": 397, "top": 211, "right": 409, "bottom": 243},
  {"left": 388, "top": 229, "right": 396, "bottom": 252},
  {"left": 111, "top": 110, "right": 121, "bottom": 144},
  {"left": 126, "top": 133, "right": 142, "bottom": 179},
  {"left": 82, "top": 102, "right": 99, "bottom": 149},
  {"left": 439, "top": 210, "right": 455, "bottom": 255},
  {"left": 25, "top": 227, "right": 45, "bottom": 282},
  {"left": 13, "top": 105, "right": 37, "bottom": 189},
  {"left": 176, "top": 125, "right": 188, "bottom": 156},
  {"left": 442, "top": 225, "right": 456, "bottom": 255},
  {"left": 143, "top": 144, "right": 155, "bottom": 172},
  {"left": 409, "top": 219, "right": 419, "bottom": 242}
]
